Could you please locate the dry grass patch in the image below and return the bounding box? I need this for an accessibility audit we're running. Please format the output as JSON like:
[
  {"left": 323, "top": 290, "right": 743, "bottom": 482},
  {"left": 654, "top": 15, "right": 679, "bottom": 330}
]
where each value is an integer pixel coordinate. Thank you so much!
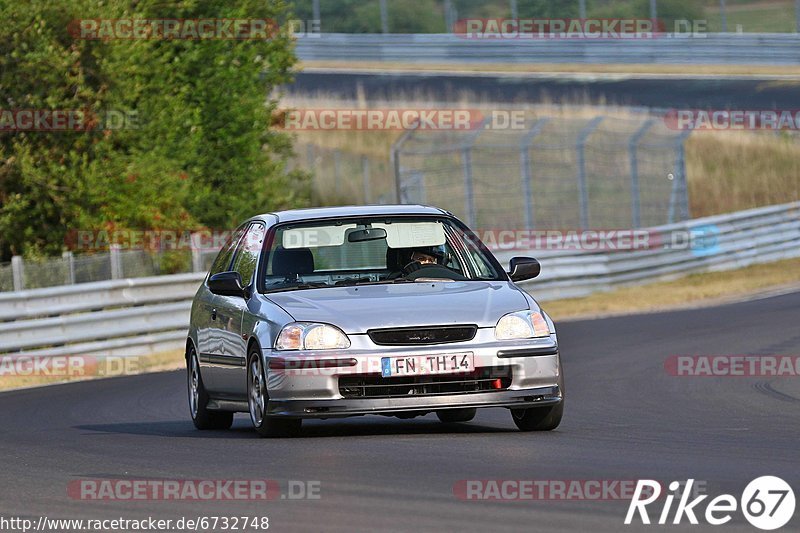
[
  {"left": 541, "top": 256, "right": 800, "bottom": 321},
  {"left": 686, "top": 132, "right": 800, "bottom": 217}
]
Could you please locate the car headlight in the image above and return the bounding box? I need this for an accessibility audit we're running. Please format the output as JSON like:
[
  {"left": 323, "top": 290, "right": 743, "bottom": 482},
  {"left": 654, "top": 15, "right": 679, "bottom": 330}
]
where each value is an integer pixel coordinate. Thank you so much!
[
  {"left": 275, "top": 322, "right": 351, "bottom": 350},
  {"left": 495, "top": 310, "right": 550, "bottom": 340}
]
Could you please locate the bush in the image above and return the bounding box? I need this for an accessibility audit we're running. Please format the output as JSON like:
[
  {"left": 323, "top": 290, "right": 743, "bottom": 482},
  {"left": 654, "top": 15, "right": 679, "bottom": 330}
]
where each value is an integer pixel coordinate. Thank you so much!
[{"left": 0, "top": 0, "right": 309, "bottom": 261}]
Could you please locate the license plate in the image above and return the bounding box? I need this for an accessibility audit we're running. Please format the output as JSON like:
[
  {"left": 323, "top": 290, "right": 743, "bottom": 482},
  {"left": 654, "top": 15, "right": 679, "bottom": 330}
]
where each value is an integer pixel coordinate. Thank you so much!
[{"left": 381, "top": 353, "right": 474, "bottom": 378}]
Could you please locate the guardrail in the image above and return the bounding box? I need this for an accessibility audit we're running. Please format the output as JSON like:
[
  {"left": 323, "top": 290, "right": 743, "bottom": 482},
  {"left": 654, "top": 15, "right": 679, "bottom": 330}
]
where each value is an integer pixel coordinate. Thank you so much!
[
  {"left": 0, "top": 202, "right": 798, "bottom": 358},
  {"left": 500, "top": 202, "right": 800, "bottom": 300},
  {"left": 295, "top": 33, "right": 800, "bottom": 65},
  {"left": 0, "top": 273, "right": 204, "bottom": 357}
]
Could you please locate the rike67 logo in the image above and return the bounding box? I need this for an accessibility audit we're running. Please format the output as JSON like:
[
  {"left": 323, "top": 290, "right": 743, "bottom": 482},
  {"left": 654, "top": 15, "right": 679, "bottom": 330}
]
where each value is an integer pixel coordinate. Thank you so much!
[{"left": 626, "top": 477, "right": 795, "bottom": 530}]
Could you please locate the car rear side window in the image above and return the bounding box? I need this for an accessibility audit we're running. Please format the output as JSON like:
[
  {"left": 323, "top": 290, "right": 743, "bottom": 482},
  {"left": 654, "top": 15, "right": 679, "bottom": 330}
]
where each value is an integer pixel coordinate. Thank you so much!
[
  {"left": 231, "top": 223, "right": 266, "bottom": 285},
  {"left": 209, "top": 225, "right": 247, "bottom": 276}
]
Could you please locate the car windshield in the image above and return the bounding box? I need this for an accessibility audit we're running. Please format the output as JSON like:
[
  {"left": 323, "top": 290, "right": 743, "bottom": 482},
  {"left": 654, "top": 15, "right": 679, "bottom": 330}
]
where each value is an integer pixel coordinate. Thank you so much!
[{"left": 261, "top": 217, "right": 503, "bottom": 292}]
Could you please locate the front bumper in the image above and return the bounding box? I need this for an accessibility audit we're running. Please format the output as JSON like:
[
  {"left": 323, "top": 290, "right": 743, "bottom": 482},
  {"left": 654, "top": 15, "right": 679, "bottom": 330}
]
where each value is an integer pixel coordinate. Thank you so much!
[
  {"left": 267, "top": 385, "right": 562, "bottom": 418},
  {"left": 263, "top": 330, "right": 561, "bottom": 418}
]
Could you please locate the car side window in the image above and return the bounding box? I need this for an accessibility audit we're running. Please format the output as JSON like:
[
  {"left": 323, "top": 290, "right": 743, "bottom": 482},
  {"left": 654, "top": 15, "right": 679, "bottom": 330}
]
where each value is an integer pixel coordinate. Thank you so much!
[
  {"left": 231, "top": 223, "right": 266, "bottom": 285},
  {"left": 209, "top": 226, "right": 247, "bottom": 276}
]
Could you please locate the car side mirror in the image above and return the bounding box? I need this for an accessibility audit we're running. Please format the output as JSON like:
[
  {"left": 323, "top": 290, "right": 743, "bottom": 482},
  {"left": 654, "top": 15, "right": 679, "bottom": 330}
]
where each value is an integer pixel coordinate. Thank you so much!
[
  {"left": 508, "top": 257, "right": 540, "bottom": 282},
  {"left": 208, "top": 271, "right": 245, "bottom": 297}
]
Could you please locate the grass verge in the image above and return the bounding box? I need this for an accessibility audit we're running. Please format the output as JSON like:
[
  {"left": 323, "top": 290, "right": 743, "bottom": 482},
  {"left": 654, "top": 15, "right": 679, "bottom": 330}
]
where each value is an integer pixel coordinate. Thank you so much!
[{"left": 541, "top": 256, "right": 800, "bottom": 321}]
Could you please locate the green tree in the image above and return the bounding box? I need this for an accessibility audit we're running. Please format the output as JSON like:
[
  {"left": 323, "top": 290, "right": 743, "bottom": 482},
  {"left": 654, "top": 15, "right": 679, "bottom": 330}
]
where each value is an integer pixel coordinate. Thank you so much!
[{"left": 0, "top": 0, "right": 308, "bottom": 261}]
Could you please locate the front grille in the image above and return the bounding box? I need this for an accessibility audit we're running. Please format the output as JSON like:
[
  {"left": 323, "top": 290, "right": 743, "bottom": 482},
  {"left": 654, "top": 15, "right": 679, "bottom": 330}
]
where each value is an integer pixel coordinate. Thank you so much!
[
  {"left": 367, "top": 325, "right": 477, "bottom": 346},
  {"left": 339, "top": 367, "right": 512, "bottom": 399}
]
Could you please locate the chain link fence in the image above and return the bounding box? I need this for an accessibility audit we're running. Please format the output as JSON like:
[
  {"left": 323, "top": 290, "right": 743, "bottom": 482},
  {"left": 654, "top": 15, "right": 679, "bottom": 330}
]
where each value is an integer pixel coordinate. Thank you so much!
[
  {"left": 393, "top": 115, "right": 689, "bottom": 230},
  {"left": 0, "top": 247, "right": 220, "bottom": 293},
  {"left": 294, "top": 113, "right": 690, "bottom": 231},
  {"left": 293, "top": 0, "right": 800, "bottom": 34},
  {"left": 294, "top": 142, "right": 396, "bottom": 206}
]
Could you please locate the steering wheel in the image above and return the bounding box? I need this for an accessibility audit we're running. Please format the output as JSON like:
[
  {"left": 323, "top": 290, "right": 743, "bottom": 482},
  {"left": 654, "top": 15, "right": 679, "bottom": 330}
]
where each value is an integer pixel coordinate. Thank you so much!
[{"left": 402, "top": 260, "right": 434, "bottom": 274}]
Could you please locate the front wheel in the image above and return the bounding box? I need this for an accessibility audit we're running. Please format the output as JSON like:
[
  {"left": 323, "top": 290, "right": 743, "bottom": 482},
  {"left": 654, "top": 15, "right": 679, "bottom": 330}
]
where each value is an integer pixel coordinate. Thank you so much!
[
  {"left": 187, "top": 347, "right": 233, "bottom": 430},
  {"left": 248, "top": 351, "right": 302, "bottom": 438},
  {"left": 511, "top": 361, "right": 564, "bottom": 432}
]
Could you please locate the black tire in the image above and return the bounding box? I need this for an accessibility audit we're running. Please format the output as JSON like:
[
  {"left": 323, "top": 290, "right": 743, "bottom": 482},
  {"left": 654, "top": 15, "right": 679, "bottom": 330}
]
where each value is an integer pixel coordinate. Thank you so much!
[
  {"left": 511, "top": 360, "right": 565, "bottom": 432},
  {"left": 436, "top": 408, "right": 477, "bottom": 423},
  {"left": 247, "top": 351, "right": 302, "bottom": 438},
  {"left": 187, "top": 347, "right": 234, "bottom": 430}
]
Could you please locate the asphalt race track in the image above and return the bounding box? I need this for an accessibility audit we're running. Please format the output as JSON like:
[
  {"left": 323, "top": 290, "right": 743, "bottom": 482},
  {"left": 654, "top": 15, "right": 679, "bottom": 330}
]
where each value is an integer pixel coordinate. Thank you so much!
[
  {"left": 289, "top": 71, "right": 800, "bottom": 109},
  {"left": 1, "top": 290, "right": 799, "bottom": 532}
]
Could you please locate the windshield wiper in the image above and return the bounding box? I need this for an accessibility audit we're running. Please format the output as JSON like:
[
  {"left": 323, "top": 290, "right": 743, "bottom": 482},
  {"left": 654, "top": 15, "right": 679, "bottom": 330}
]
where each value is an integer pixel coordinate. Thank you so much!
[
  {"left": 263, "top": 282, "right": 330, "bottom": 293},
  {"left": 334, "top": 277, "right": 415, "bottom": 287}
]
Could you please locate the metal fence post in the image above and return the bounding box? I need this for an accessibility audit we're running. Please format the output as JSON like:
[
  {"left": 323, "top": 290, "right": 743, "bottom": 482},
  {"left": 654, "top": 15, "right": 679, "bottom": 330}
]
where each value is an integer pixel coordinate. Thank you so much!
[
  {"left": 312, "top": 0, "right": 321, "bottom": 32},
  {"left": 191, "top": 237, "right": 203, "bottom": 273},
  {"left": 110, "top": 244, "right": 123, "bottom": 280},
  {"left": 391, "top": 147, "right": 402, "bottom": 203},
  {"left": 306, "top": 144, "right": 316, "bottom": 204},
  {"left": 444, "top": 0, "right": 457, "bottom": 33},
  {"left": 390, "top": 127, "right": 416, "bottom": 203},
  {"left": 519, "top": 118, "right": 551, "bottom": 230},
  {"left": 579, "top": 0, "right": 587, "bottom": 19},
  {"left": 650, "top": 0, "right": 657, "bottom": 21},
  {"left": 628, "top": 119, "right": 656, "bottom": 228},
  {"left": 720, "top": 0, "right": 728, "bottom": 32},
  {"left": 796, "top": 0, "right": 800, "bottom": 33},
  {"left": 460, "top": 118, "right": 489, "bottom": 228},
  {"left": 306, "top": 144, "right": 315, "bottom": 168},
  {"left": 576, "top": 117, "right": 604, "bottom": 230},
  {"left": 677, "top": 129, "right": 692, "bottom": 221},
  {"left": 62, "top": 251, "right": 75, "bottom": 284},
  {"left": 461, "top": 148, "right": 475, "bottom": 228},
  {"left": 380, "top": 0, "right": 389, "bottom": 33},
  {"left": 668, "top": 129, "right": 693, "bottom": 223},
  {"left": 510, "top": 0, "right": 518, "bottom": 19},
  {"left": 362, "top": 155, "right": 371, "bottom": 204},
  {"left": 667, "top": 178, "right": 679, "bottom": 224},
  {"left": 11, "top": 256, "right": 24, "bottom": 291},
  {"left": 333, "top": 149, "right": 342, "bottom": 192}
]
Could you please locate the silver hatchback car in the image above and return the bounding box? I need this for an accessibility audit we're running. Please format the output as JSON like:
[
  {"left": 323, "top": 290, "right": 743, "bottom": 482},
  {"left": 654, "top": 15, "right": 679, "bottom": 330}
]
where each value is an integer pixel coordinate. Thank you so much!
[{"left": 186, "top": 205, "right": 563, "bottom": 437}]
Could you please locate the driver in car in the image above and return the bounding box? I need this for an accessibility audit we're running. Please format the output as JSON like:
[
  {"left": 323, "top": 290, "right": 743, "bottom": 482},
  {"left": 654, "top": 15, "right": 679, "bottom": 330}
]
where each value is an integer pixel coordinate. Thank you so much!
[{"left": 404, "top": 246, "right": 466, "bottom": 280}]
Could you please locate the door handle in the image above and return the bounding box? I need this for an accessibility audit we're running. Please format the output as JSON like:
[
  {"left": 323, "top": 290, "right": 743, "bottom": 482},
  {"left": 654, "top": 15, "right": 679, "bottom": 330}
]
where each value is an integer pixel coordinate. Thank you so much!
[{"left": 211, "top": 308, "right": 217, "bottom": 321}]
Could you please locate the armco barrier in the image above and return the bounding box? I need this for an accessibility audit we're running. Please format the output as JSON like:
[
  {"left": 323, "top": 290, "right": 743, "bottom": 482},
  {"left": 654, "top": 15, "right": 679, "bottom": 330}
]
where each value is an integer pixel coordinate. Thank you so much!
[
  {"left": 0, "top": 274, "right": 204, "bottom": 357},
  {"left": 0, "top": 202, "right": 798, "bottom": 358},
  {"left": 499, "top": 201, "right": 800, "bottom": 300},
  {"left": 295, "top": 33, "right": 800, "bottom": 66}
]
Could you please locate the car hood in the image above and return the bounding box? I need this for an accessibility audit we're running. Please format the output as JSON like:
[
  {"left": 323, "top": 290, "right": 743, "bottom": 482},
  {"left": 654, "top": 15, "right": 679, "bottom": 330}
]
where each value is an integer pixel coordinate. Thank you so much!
[{"left": 266, "top": 281, "right": 529, "bottom": 333}]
